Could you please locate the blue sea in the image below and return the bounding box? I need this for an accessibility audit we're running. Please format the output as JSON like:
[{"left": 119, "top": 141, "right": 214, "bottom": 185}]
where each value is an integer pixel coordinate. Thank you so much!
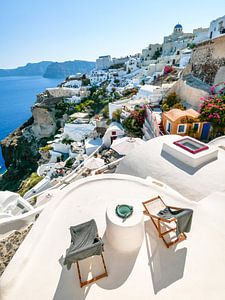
[{"left": 0, "top": 76, "right": 63, "bottom": 174}]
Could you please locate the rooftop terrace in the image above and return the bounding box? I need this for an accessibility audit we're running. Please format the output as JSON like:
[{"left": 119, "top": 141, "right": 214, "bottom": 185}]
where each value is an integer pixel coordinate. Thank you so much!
[
  {"left": 1, "top": 174, "right": 225, "bottom": 299},
  {"left": 116, "top": 135, "right": 225, "bottom": 201}
]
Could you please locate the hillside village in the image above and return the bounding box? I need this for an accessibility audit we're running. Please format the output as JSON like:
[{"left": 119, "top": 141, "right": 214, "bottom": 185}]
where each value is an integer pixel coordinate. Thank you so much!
[{"left": 1, "top": 15, "right": 225, "bottom": 297}]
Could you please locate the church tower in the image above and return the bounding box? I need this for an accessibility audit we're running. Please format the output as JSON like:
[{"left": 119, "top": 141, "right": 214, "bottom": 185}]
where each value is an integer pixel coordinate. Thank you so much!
[{"left": 173, "top": 23, "right": 183, "bottom": 35}]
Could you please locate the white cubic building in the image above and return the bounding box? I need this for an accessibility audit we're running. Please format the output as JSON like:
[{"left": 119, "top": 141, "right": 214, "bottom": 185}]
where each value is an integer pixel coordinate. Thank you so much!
[
  {"left": 192, "top": 27, "right": 209, "bottom": 44},
  {"left": 141, "top": 43, "right": 162, "bottom": 66},
  {"left": 96, "top": 55, "right": 112, "bottom": 70},
  {"left": 89, "top": 70, "right": 108, "bottom": 85},
  {"left": 102, "top": 122, "right": 125, "bottom": 147},
  {"left": 209, "top": 15, "right": 225, "bottom": 39}
]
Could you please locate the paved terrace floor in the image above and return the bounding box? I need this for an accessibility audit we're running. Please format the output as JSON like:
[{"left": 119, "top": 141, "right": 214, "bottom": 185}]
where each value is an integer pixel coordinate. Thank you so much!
[
  {"left": 116, "top": 135, "right": 225, "bottom": 201},
  {"left": 1, "top": 174, "right": 225, "bottom": 300}
]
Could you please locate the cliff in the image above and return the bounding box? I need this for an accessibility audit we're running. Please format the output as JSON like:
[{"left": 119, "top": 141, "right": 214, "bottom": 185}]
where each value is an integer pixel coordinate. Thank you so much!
[
  {"left": 43, "top": 60, "right": 95, "bottom": 78},
  {"left": 0, "top": 61, "right": 52, "bottom": 77},
  {"left": 0, "top": 87, "right": 72, "bottom": 191},
  {"left": 171, "top": 36, "right": 225, "bottom": 108},
  {"left": 189, "top": 35, "right": 225, "bottom": 85},
  {"left": 0, "top": 118, "right": 44, "bottom": 191},
  {"left": 0, "top": 60, "right": 95, "bottom": 78}
]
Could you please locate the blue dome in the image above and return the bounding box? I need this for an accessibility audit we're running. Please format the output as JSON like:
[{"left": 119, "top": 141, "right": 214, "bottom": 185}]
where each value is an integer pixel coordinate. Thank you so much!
[{"left": 174, "top": 23, "right": 182, "bottom": 29}]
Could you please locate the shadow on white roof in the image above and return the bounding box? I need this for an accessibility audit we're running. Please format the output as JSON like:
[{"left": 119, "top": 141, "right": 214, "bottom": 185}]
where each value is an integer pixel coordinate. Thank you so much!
[{"left": 1, "top": 174, "right": 225, "bottom": 299}]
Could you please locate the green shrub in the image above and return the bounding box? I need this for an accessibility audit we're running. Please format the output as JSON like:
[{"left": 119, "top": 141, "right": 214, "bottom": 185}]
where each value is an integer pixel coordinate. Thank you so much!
[
  {"left": 39, "top": 145, "right": 53, "bottom": 152},
  {"left": 62, "top": 138, "right": 73, "bottom": 145},
  {"left": 18, "top": 173, "right": 43, "bottom": 197},
  {"left": 112, "top": 109, "right": 122, "bottom": 122},
  {"left": 65, "top": 158, "right": 74, "bottom": 168},
  {"left": 162, "top": 92, "right": 186, "bottom": 111}
]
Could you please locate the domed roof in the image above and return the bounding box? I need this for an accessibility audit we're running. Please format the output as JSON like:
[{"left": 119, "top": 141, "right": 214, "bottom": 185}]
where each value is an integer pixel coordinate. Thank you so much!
[{"left": 174, "top": 23, "right": 183, "bottom": 29}]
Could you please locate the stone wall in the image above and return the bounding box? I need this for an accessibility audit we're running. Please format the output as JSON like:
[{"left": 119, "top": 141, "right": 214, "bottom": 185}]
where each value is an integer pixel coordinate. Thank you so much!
[
  {"left": 168, "top": 78, "right": 209, "bottom": 109},
  {"left": 31, "top": 107, "right": 56, "bottom": 138},
  {"left": 190, "top": 36, "right": 225, "bottom": 85}
]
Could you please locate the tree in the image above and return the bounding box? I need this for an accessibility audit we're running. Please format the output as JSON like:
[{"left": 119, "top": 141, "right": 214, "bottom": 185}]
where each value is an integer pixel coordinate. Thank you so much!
[
  {"left": 122, "top": 108, "right": 145, "bottom": 137},
  {"left": 112, "top": 109, "right": 122, "bottom": 122},
  {"left": 162, "top": 92, "right": 185, "bottom": 111},
  {"left": 102, "top": 106, "right": 109, "bottom": 118},
  {"left": 152, "top": 49, "right": 162, "bottom": 60}
]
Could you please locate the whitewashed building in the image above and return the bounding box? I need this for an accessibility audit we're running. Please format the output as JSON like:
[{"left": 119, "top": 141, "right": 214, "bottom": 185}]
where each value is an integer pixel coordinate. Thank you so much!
[
  {"left": 89, "top": 70, "right": 108, "bottom": 85},
  {"left": 125, "top": 57, "right": 140, "bottom": 73},
  {"left": 141, "top": 43, "right": 162, "bottom": 66},
  {"left": 162, "top": 24, "right": 193, "bottom": 56},
  {"left": 179, "top": 49, "right": 192, "bottom": 68},
  {"left": 142, "top": 106, "right": 162, "bottom": 140},
  {"left": 136, "top": 85, "right": 163, "bottom": 105},
  {"left": 102, "top": 122, "right": 124, "bottom": 147},
  {"left": 209, "top": 15, "right": 225, "bottom": 39},
  {"left": 63, "top": 80, "right": 82, "bottom": 88},
  {"left": 96, "top": 55, "right": 112, "bottom": 70},
  {"left": 192, "top": 27, "right": 209, "bottom": 44},
  {"left": 111, "top": 56, "right": 129, "bottom": 66},
  {"left": 63, "top": 123, "right": 96, "bottom": 142}
]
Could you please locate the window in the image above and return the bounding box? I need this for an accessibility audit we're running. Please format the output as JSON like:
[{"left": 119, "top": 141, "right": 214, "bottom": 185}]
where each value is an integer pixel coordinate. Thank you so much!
[
  {"left": 166, "top": 121, "right": 172, "bottom": 133},
  {"left": 193, "top": 123, "right": 200, "bottom": 132},
  {"left": 218, "top": 21, "right": 224, "bottom": 29},
  {"left": 177, "top": 124, "right": 186, "bottom": 134}
]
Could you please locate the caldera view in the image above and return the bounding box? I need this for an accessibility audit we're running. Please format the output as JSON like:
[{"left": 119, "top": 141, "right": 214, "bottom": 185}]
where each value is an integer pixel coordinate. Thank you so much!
[{"left": 0, "top": 1, "right": 225, "bottom": 299}]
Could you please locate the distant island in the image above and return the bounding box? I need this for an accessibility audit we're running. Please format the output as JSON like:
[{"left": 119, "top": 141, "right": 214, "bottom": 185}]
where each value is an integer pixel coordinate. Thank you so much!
[{"left": 0, "top": 60, "right": 96, "bottom": 79}]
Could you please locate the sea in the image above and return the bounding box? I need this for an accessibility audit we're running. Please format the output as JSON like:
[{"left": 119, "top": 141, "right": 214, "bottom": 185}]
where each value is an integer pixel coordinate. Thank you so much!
[{"left": 0, "top": 76, "right": 63, "bottom": 174}]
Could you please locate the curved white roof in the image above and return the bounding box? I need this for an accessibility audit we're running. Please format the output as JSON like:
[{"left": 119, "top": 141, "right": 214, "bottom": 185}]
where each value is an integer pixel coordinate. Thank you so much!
[
  {"left": 0, "top": 192, "right": 20, "bottom": 208},
  {"left": 1, "top": 174, "right": 225, "bottom": 299},
  {"left": 116, "top": 135, "right": 225, "bottom": 201}
]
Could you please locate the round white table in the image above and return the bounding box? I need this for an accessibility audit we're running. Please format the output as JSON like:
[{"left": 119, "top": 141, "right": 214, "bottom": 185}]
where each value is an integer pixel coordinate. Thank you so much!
[{"left": 105, "top": 200, "right": 144, "bottom": 252}]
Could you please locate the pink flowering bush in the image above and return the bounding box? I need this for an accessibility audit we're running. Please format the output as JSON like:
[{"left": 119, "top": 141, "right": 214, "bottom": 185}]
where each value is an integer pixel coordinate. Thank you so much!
[
  {"left": 199, "top": 95, "right": 225, "bottom": 136},
  {"left": 122, "top": 107, "right": 145, "bottom": 137},
  {"left": 210, "top": 82, "right": 225, "bottom": 95},
  {"left": 164, "top": 65, "right": 173, "bottom": 75}
]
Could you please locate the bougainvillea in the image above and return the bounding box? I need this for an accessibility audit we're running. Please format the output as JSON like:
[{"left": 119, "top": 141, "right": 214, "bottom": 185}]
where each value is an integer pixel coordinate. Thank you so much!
[
  {"left": 163, "top": 65, "right": 173, "bottom": 75},
  {"left": 122, "top": 107, "right": 145, "bottom": 137},
  {"left": 210, "top": 82, "right": 225, "bottom": 95},
  {"left": 199, "top": 95, "right": 225, "bottom": 136}
]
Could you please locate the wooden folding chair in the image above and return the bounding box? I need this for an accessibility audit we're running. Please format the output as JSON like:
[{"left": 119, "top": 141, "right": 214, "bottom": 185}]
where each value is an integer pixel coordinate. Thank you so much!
[
  {"left": 142, "top": 196, "right": 186, "bottom": 248},
  {"left": 64, "top": 219, "right": 108, "bottom": 287},
  {"left": 76, "top": 251, "right": 108, "bottom": 288}
]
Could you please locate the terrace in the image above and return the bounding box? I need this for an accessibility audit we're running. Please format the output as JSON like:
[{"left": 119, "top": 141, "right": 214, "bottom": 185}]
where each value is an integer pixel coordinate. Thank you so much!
[{"left": 1, "top": 174, "right": 225, "bottom": 299}]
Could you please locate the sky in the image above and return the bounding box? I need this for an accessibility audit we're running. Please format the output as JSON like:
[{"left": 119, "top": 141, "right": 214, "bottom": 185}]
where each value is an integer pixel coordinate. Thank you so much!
[{"left": 0, "top": 0, "right": 224, "bottom": 68}]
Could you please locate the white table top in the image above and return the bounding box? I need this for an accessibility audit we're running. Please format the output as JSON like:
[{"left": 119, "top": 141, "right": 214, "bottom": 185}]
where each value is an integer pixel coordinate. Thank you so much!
[{"left": 106, "top": 200, "right": 143, "bottom": 227}]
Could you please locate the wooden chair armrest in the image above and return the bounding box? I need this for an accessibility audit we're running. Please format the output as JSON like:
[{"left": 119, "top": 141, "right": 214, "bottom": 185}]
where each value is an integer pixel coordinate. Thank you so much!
[
  {"left": 167, "top": 205, "right": 182, "bottom": 210},
  {"left": 144, "top": 211, "right": 176, "bottom": 223}
]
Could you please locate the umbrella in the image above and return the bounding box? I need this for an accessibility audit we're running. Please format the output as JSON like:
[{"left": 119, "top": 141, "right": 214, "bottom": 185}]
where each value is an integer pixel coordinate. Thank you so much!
[
  {"left": 111, "top": 137, "right": 145, "bottom": 155},
  {"left": 84, "top": 157, "right": 105, "bottom": 170}
]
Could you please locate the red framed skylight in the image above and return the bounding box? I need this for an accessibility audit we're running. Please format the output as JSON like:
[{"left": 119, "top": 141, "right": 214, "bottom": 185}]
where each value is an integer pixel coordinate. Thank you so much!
[{"left": 173, "top": 138, "right": 209, "bottom": 154}]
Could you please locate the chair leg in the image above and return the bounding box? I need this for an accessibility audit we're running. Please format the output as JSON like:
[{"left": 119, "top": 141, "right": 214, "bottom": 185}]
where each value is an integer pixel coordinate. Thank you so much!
[
  {"left": 76, "top": 261, "right": 83, "bottom": 287},
  {"left": 150, "top": 217, "right": 187, "bottom": 248},
  {"left": 76, "top": 254, "right": 108, "bottom": 288}
]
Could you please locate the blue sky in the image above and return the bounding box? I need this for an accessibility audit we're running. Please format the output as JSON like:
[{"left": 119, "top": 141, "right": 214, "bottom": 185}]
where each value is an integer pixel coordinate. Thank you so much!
[{"left": 0, "top": 0, "right": 224, "bottom": 68}]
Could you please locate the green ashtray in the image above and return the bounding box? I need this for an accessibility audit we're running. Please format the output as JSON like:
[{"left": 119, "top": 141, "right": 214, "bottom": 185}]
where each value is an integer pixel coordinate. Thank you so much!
[{"left": 116, "top": 204, "right": 133, "bottom": 219}]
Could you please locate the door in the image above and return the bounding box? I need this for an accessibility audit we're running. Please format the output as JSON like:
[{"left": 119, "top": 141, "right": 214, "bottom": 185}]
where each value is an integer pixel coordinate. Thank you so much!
[
  {"left": 111, "top": 136, "right": 117, "bottom": 144},
  {"left": 201, "top": 123, "right": 211, "bottom": 140}
]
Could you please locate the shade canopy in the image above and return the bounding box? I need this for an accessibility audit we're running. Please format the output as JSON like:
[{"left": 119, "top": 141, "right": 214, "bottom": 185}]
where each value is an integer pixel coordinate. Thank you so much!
[
  {"left": 84, "top": 157, "right": 105, "bottom": 170},
  {"left": 111, "top": 137, "right": 145, "bottom": 155}
]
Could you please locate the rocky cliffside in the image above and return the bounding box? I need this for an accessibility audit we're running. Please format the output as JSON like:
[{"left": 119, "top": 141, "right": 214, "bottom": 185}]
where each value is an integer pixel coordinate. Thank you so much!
[
  {"left": 43, "top": 60, "right": 95, "bottom": 78},
  {"left": 189, "top": 35, "right": 225, "bottom": 85},
  {"left": 0, "top": 61, "right": 52, "bottom": 77},
  {"left": 0, "top": 87, "right": 73, "bottom": 191},
  {"left": 171, "top": 36, "right": 225, "bottom": 108}
]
